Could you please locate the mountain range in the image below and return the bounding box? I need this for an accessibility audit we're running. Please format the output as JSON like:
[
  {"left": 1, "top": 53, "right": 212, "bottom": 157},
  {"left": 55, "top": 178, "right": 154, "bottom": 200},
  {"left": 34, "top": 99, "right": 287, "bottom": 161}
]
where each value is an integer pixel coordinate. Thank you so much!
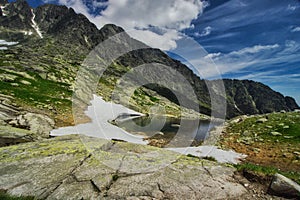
[{"left": 0, "top": 0, "right": 298, "bottom": 124}]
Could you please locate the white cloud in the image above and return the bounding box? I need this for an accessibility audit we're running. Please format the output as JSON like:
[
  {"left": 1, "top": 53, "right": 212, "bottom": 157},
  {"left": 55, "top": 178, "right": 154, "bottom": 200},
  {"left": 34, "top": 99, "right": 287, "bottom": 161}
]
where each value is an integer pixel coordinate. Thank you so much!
[
  {"left": 204, "top": 52, "right": 221, "bottom": 59},
  {"left": 129, "top": 29, "right": 182, "bottom": 51},
  {"left": 197, "top": 26, "right": 212, "bottom": 37},
  {"left": 48, "top": 0, "right": 206, "bottom": 50},
  {"left": 229, "top": 44, "right": 279, "bottom": 56},
  {"left": 279, "top": 40, "right": 300, "bottom": 55},
  {"left": 96, "top": 0, "right": 204, "bottom": 30},
  {"left": 287, "top": 4, "right": 297, "bottom": 11},
  {"left": 194, "top": 44, "right": 281, "bottom": 78},
  {"left": 291, "top": 26, "right": 300, "bottom": 32}
]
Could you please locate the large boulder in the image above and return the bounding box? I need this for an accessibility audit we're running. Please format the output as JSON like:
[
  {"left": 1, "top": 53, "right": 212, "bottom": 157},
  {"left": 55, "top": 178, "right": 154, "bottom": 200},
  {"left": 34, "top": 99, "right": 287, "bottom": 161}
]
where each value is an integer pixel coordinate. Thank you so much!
[
  {"left": 8, "top": 113, "right": 55, "bottom": 138},
  {"left": 0, "top": 135, "right": 248, "bottom": 199},
  {"left": 268, "top": 173, "right": 300, "bottom": 198}
]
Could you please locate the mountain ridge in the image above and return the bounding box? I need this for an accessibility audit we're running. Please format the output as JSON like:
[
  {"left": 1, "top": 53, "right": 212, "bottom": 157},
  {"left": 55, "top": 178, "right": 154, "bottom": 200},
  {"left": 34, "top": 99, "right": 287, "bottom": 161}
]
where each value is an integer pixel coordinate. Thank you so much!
[{"left": 0, "top": 0, "right": 298, "bottom": 122}]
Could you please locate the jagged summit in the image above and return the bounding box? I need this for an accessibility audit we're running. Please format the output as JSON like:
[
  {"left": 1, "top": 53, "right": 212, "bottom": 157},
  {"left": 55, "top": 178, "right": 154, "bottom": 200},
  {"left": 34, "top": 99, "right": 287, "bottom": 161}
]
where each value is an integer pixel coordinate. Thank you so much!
[
  {"left": 100, "top": 23, "right": 125, "bottom": 36},
  {"left": 0, "top": 0, "right": 127, "bottom": 48},
  {"left": 0, "top": 0, "right": 33, "bottom": 30}
]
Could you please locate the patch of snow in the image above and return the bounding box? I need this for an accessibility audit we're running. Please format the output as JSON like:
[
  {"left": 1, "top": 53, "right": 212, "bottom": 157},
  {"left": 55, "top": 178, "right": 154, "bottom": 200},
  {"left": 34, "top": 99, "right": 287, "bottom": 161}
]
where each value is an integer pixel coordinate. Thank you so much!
[
  {"left": 30, "top": 9, "right": 43, "bottom": 38},
  {"left": 51, "top": 94, "right": 246, "bottom": 164},
  {"left": 0, "top": 47, "right": 8, "bottom": 50},
  {"left": 51, "top": 95, "right": 147, "bottom": 145},
  {"left": 0, "top": 39, "right": 18, "bottom": 46},
  {"left": 0, "top": 5, "right": 7, "bottom": 16},
  {"left": 22, "top": 31, "right": 33, "bottom": 36},
  {"left": 167, "top": 146, "right": 246, "bottom": 164}
]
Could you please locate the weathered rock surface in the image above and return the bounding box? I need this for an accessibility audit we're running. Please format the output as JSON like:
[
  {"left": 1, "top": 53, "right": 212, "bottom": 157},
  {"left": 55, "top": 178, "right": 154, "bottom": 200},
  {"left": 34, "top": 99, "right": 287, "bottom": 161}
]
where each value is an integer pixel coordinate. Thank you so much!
[
  {"left": 0, "top": 125, "right": 39, "bottom": 147},
  {"left": 0, "top": 94, "right": 19, "bottom": 124},
  {"left": 8, "top": 113, "right": 55, "bottom": 138},
  {"left": 268, "top": 173, "right": 300, "bottom": 198},
  {"left": 0, "top": 134, "right": 250, "bottom": 199}
]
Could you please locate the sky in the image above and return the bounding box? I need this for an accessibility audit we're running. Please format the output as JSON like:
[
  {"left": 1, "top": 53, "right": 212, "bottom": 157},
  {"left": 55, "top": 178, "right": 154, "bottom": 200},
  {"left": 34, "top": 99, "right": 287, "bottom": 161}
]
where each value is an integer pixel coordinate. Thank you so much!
[{"left": 9, "top": 0, "right": 300, "bottom": 104}]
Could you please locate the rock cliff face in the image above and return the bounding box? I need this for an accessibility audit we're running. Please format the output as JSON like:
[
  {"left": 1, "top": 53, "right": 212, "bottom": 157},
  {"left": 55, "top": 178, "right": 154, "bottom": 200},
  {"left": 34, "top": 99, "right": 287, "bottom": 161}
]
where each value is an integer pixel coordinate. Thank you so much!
[
  {"left": 0, "top": 0, "right": 298, "bottom": 120},
  {"left": 222, "top": 79, "right": 299, "bottom": 118}
]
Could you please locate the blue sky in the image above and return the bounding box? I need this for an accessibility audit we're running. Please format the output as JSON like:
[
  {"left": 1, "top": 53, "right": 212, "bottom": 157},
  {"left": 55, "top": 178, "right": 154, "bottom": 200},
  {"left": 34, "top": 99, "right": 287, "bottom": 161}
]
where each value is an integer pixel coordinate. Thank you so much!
[{"left": 9, "top": 0, "right": 300, "bottom": 104}]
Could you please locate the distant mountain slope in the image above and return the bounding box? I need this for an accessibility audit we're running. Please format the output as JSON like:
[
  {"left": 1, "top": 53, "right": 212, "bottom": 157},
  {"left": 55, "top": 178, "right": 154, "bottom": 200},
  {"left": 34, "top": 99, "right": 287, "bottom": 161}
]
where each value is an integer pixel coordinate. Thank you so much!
[{"left": 0, "top": 0, "right": 298, "bottom": 123}]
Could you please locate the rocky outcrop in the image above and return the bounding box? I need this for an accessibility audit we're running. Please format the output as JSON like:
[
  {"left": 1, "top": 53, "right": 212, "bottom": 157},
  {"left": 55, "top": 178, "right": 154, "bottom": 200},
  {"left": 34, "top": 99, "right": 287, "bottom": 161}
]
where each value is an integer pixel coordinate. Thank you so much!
[
  {"left": 268, "top": 173, "right": 300, "bottom": 198},
  {"left": 0, "top": 0, "right": 33, "bottom": 30},
  {"left": 0, "top": 94, "right": 19, "bottom": 124},
  {"left": 8, "top": 113, "right": 55, "bottom": 138},
  {"left": 0, "top": 134, "right": 249, "bottom": 199},
  {"left": 285, "top": 96, "right": 299, "bottom": 110},
  {"left": 0, "top": 125, "right": 38, "bottom": 147}
]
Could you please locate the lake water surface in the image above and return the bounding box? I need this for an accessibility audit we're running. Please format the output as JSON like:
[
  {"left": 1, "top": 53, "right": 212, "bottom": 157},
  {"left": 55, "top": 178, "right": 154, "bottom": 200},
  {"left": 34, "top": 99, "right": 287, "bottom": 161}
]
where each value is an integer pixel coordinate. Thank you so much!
[{"left": 115, "top": 115, "right": 221, "bottom": 147}]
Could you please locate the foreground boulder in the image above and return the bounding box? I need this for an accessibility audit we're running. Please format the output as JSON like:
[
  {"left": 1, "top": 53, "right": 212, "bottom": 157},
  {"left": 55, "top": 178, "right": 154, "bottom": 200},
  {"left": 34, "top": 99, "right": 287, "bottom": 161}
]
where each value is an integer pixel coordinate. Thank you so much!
[
  {"left": 0, "top": 134, "right": 248, "bottom": 199},
  {"left": 268, "top": 173, "right": 300, "bottom": 198}
]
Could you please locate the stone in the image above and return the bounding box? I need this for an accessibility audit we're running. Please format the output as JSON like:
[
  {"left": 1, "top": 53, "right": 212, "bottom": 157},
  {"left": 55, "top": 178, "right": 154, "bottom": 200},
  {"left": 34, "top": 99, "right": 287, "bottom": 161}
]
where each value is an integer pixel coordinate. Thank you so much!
[
  {"left": 283, "top": 126, "right": 289, "bottom": 129},
  {"left": 0, "top": 73, "right": 17, "bottom": 82},
  {"left": 256, "top": 118, "right": 268, "bottom": 123},
  {"left": 265, "top": 125, "right": 273, "bottom": 129},
  {"left": 19, "top": 80, "right": 31, "bottom": 85},
  {"left": 293, "top": 151, "right": 300, "bottom": 156},
  {"left": 270, "top": 132, "right": 282, "bottom": 136},
  {"left": 0, "top": 125, "right": 39, "bottom": 147},
  {"left": 242, "top": 130, "right": 251, "bottom": 136},
  {"left": 268, "top": 173, "right": 300, "bottom": 198},
  {"left": 8, "top": 113, "right": 55, "bottom": 138},
  {"left": 10, "top": 83, "right": 19, "bottom": 87},
  {"left": 0, "top": 135, "right": 248, "bottom": 199}
]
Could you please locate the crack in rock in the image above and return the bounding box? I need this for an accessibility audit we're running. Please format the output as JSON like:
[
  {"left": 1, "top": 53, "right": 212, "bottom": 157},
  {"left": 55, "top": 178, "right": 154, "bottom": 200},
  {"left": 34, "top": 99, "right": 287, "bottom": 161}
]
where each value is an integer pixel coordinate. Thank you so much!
[
  {"left": 201, "top": 161, "right": 213, "bottom": 178},
  {"left": 90, "top": 179, "right": 101, "bottom": 194},
  {"left": 157, "top": 183, "right": 165, "bottom": 194},
  {"left": 40, "top": 153, "right": 92, "bottom": 199}
]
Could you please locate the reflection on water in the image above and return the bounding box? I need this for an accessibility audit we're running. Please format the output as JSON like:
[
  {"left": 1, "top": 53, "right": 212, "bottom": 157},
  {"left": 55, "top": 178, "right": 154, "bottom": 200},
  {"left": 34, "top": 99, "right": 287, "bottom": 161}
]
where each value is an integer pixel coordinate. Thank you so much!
[{"left": 116, "top": 115, "right": 219, "bottom": 147}]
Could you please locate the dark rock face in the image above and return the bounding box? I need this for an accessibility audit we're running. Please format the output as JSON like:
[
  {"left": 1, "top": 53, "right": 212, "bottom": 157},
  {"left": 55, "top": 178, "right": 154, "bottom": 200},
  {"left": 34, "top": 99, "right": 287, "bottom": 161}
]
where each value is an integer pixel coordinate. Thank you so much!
[
  {"left": 221, "top": 80, "right": 298, "bottom": 118},
  {"left": 285, "top": 96, "right": 299, "bottom": 110},
  {"left": 35, "top": 4, "right": 103, "bottom": 48},
  {"left": 0, "top": 0, "right": 298, "bottom": 119},
  {"left": 0, "top": 0, "right": 33, "bottom": 30}
]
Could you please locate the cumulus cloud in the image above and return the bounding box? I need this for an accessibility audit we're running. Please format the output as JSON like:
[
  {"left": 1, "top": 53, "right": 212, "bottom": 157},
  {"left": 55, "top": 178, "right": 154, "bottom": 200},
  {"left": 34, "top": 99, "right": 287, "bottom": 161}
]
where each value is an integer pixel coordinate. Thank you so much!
[{"left": 46, "top": 0, "right": 206, "bottom": 50}]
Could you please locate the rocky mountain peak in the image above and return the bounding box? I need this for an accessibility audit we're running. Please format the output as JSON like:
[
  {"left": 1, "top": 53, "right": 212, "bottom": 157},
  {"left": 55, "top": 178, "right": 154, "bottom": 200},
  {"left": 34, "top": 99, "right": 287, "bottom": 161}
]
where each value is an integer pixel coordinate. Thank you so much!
[
  {"left": 0, "top": 0, "right": 33, "bottom": 30},
  {"left": 99, "top": 24, "right": 125, "bottom": 37}
]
